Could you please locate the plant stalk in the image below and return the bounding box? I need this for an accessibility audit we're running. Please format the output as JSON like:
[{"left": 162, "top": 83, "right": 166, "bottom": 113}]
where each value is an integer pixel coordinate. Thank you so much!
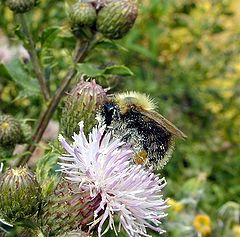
[
  {"left": 17, "top": 39, "right": 91, "bottom": 166},
  {"left": 19, "top": 14, "right": 50, "bottom": 101}
]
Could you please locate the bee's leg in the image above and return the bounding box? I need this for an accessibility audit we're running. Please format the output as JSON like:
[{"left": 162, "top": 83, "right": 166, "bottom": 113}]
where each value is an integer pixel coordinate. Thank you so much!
[{"left": 133, "top": 149, "right": 148, "bottom": 165}]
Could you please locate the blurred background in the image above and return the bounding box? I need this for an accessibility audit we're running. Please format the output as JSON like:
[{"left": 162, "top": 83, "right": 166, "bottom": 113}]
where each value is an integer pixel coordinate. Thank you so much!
[{"left": 1, "top": 0, "right": 240, "bottom": 236}]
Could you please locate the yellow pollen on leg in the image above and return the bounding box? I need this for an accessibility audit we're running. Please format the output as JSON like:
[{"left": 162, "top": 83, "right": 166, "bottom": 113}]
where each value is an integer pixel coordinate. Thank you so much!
[{"left": 133, "top": 150, "right": 148, "bottom": 165}]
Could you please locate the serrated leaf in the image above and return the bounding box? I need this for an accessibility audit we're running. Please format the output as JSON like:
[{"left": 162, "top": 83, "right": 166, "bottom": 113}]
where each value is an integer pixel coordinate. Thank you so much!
[
  {"left": 0, "top": 64, "right": 11, "bottom": 79},
  {"left": 76, "top": 63, "right": 105, "bottom": 77},
  {"left": 96, "top": 39, "right": 128, "bottom": 52},
  {"left": 76, "top": 63, "right": 134, "bottom": 77},
  {"left": 36, "top": 151, "right": 60, "bottom": 196},
  {"left": 41, "top": 26, "right": 60, "bottom": 47},
  {"left": 2, "top": 59, "right": 40, "bottom": 96},
  {"left": 36, "top": 152, "right": 60, "bottom": 179},
  {"left": 103, "top": 65, "right": 134, "bottom": 76}
]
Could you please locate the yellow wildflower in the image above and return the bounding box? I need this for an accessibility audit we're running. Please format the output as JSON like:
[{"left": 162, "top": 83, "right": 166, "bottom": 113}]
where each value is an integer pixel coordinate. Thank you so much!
[
  {"left": 167, "top": 198, "right": 184, "bottom": 213},
  {"left": 233, "top": 225, "right": 240, "bottom": 237},
  {"left": 193, "top": 214, "right": 212, "bottom": 236}
]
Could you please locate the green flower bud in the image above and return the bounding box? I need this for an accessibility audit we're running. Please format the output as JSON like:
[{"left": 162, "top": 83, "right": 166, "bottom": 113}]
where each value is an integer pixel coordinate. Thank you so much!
[
  {"left": 4, "top": 0, "right": 37, "bottom": 13},
  {"left": 96, "top": 0, "right": 138, "bottom": 39},
  {"left": 60, "top": 80, "right": 107, "bottom": 139},
  {"left": 0, "top": 114, "right": 23, "bottom": 147},
  {"left": 0, "top": 167, "right": 42, "bottom": 222},
  {"left": 68, "top": 1, "right": 97, "bottom": 27},
  {"left": 41, "top": 181, "right": 98, "bottom": 236}
]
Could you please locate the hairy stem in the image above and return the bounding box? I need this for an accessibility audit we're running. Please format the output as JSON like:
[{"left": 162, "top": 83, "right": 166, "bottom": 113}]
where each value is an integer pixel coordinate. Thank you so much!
[
  {"left": 17, "top": 39, "right": 93, "bottom": 166},
  {"left": 19, "top": 14, "right": 50, "bottom": 101}
]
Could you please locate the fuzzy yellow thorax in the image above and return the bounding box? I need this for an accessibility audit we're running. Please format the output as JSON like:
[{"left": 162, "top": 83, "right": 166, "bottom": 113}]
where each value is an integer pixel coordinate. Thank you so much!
[{"left": 114, "top": 91, "right": 156, "bottom": 114}]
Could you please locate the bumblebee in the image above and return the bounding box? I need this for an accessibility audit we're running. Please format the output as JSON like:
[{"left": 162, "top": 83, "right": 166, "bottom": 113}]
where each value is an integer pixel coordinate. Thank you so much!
[{"left": 99, "top": 91, "right": 186, "bottom": 169}]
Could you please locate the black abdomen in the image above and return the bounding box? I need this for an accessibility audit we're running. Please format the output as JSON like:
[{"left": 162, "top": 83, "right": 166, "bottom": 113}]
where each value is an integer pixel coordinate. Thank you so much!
[{"left": 122, "top": 110, "right": 172, "bottom": 167}]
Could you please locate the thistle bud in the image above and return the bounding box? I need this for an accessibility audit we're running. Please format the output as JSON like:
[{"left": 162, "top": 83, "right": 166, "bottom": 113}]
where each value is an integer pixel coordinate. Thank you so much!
[
  {"left": 0, "top": 167, "right": 42, "bottom": 222},
  {"left": 41, "top": 181, "right": 99, "bottom": 236},
  {"left": 0, "top": 114, "right": 23, "bottom": 147},
  {"left": 60, "top": 80, "right": 107, "bottom": 139},
  {"left": 4, "top": 0, "right": 37, "bottom": 13},
  {"left": 68, "top": 1, "right": 97, "bottom": 27},
  {"left": 96, "top": 0, "right": 138, "bottom": 39}
]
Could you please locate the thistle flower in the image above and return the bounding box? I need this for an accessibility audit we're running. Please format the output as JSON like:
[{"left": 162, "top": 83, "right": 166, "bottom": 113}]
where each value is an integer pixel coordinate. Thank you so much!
[
  {"left": 41, "top": 180, "right": 99, "bottom": 236},
  {"left": 0, "top": 114, "right": 23, "bottom": 147},
  {"left": 68, "top": 1, "right": 97, "bottom": 27},
  {"left": 4, "top": 0, "right": 37, "bottom": 13},
  {"left": 0, "top": 167, "right": 42, "bottom": 222},
  {"left": 60, "top": 80, "right": 107, "bottom": 140},
  {"left": 96, "top": 0, "right": 138, "bottom": 39},
  {"left": 58, "top": 121, "right": 168, "bottom": 237},
  {"left": 82, "top": 0, "right": 128, "bottom": 10}
]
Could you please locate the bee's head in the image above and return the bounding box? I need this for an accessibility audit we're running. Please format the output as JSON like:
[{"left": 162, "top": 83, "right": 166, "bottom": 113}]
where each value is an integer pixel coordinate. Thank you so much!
[{"left": 102, "top": 103, "right": 117, "bottom": 126}]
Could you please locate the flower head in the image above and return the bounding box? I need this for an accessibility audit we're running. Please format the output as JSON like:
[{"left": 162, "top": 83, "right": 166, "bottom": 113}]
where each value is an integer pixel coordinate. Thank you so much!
[
  {"left": 60, "top": 80, "right": 107, "bottom": 139},
  {"left": 0, "top": 114, "right": 24, "bottom": 147},
  {"left": 167, "top": 198, "right": 184, "bottom": 213},
  {"left": 96, "top": 0, "right": 138, "bottom": 40},
  {"left": 233, "top": 225, "right": 240, "bottom": 237},
  {"left": 82, "top": 0, "right": 115, "bottom": 10},
  {"left": 0, "top": 167, "right": 42, "bottom": 222},
  {"left": 58, "top": 121, "right": 168, "bottom": 237},
  {"left": 193, "top": 214, "right": 212, "bottom": 236}
]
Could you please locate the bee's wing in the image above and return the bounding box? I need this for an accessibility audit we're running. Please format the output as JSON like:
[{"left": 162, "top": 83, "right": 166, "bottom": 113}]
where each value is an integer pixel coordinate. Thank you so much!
[{"left": 140, "top": 110, "right": 187, "bottom": 139}]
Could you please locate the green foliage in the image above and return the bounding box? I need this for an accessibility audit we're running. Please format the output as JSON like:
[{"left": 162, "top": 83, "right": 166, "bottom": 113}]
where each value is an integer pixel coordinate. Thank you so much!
[
  {"left": 1, "top": 59, "right": 40, "bottom": 97},
  {"left": 76, "top": 63, "right": 134, "bottom": 77},
  {"left": 36, "top": 150, "right": 60, "bottom": 197}
]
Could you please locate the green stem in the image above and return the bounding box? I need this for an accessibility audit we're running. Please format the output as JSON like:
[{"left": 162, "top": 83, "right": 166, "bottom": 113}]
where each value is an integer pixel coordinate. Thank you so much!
[
  {"left": 18, "top": 14, "right": 50, "bottom": 101},
  {"left": 17, "top": 38, "right": 94, "bottom": 166}
]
